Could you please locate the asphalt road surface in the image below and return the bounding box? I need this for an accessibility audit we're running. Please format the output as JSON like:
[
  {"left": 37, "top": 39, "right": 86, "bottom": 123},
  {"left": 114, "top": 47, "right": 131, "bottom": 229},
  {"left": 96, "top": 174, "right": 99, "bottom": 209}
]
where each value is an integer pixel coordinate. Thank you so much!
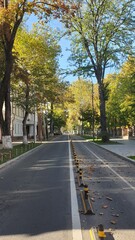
[
  {"left": 0, "top": 135, "right": 135, "bottom": 240},
  {"left": 0, "top": 135, "right": 81, "bottom": 240},
  {"left": 71, "top": 135, "right": 135, "bottom": 240}
]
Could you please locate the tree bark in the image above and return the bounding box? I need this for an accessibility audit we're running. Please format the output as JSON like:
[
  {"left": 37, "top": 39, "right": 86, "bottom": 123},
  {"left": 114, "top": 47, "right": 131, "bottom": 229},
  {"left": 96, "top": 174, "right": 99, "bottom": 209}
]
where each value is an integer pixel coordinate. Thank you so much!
[
  {"left": 0, "top": 13, "right": 24, "bottom": 148},
  {"left": 98, "top": 81, "right": 109, "bottom": 142},
  {"left": 50, "top": 102, "right": 54, "bottom": 136},
  {"left": 82, "top": 36, "right": 109, "bottom": 142},
  {"left": 0, "top": 49, "right": 13, "bottom": 148},
  {"left": 37, "top": 112, "right": 43, "bottom": 141},
  {"left": 22, "top": 111, "right": 29, "bottom": 144}
]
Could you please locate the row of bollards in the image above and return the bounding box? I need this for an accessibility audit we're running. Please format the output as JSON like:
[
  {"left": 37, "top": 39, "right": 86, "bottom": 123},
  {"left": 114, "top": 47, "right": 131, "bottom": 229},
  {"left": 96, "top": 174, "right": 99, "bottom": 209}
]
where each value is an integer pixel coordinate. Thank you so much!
[
  {"left": 70, "top": 139, "right": 95, "bottom": 215},
  {"left": 70, "top": 138, "right": 106, "bottom": 239}
]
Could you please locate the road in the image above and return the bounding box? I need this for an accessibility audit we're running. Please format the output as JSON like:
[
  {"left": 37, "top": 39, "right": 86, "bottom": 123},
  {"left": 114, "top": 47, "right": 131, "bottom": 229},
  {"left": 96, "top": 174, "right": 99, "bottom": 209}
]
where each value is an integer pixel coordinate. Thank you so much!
[
  {"left": 0, "top": 135, "right": 135, "bottom": 240},
  {"left": 71, "top": 135, "right": 135, "bottom": 240},
  {"left": 0, "top": 135, "right": 82, "bottom": 240}
]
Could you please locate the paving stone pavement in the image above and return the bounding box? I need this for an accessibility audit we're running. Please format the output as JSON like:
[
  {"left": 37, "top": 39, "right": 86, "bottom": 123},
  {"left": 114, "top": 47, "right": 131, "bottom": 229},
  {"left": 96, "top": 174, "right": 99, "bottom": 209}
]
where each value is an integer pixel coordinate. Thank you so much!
[{"left": 100, "top": 138, "right": 135, "bottom": 158}]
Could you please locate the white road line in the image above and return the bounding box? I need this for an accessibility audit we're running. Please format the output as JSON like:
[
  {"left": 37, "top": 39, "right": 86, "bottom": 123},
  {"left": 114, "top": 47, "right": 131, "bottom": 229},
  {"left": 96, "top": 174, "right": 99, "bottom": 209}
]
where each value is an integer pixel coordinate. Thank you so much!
[
  {"left": 68, "top": 138, "right": 83, "bottom": 240},
  {"left": 83, "top": 143, "right": 135, "bottom": 191}
]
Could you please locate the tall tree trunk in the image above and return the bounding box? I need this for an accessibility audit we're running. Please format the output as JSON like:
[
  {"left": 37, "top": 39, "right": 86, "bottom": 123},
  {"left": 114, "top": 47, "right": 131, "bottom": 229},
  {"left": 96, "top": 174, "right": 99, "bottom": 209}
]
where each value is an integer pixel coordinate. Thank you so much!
[
  {"left": 22, "top": 111, "right": 29, "bottom": 144},
  {"left": 38, "top": 112, "right": 43, "bottom": 141},
  {"left": 0, "top": 13, "right": 24, "bottom": 148},
  {"left": 22, "top": 77, "right": 30, "bottom": 144},
  {"left": 50, "top": 102, "right": 54, "bottom": 136},
  {"left": 4, "top": 86, "right": 11, "bottom": 135},
  {"left": 43, "top": 115, "right": 48, "bottom": 140},
  {"left": 0, "top": 50, "right": 13, "bottom": 148},
  {"left": 83, "top": 37, "right": 109, "bottom": 142},
  {"left": 98, "top": 81, "right": 109, "bottom": 142}
]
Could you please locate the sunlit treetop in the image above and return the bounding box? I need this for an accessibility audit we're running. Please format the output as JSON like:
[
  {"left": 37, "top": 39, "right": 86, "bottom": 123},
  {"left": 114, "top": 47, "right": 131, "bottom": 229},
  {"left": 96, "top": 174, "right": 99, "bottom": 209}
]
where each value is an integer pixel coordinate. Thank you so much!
[
  {"left": 0, "top": 0, "right": 79, "bottom": 48},
  {"left": 0, "top": 0, "right": 78, "bottom": 24}
]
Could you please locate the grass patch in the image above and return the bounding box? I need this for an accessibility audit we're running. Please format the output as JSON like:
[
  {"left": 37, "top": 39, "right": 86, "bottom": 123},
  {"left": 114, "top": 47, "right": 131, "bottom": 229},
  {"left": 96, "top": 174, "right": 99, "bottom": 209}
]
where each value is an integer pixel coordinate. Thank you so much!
[
  {"left": 82, "top": 135, "right": 121, "bottom": 145},
  {"left": 82, "top": 135, "right": 94, "bottom": 140},
  {"left": 128, "top": 156, "right": 135, "bottom": 160},
  {"left": 93, "top": 140, "right": 121, "bottom": 145},
  {"left": 0, "top": 142, "right": 42, "bottom": 165}
]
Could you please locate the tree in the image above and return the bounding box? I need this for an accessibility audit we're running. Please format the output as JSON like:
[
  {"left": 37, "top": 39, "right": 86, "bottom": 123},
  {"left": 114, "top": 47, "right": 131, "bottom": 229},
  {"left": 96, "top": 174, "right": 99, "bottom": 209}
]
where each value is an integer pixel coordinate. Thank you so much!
[
  {"left": 66, "top": 78, "right": 95, "bottom": 133},
  {"left": 0, "top": 0, "right": 78, "bottom": 148},
  {"left": 106, "top": 57, "right": 135, "bottom": 136},
  {"left": 63, "top": 0, "right": 135, "bottom": 141},
  {"left": 45, "top": 79, "right": 71, "bottom": 135},
  {"left": 117, "top": 57, "right": 135, "bottom": 126},
  {"left": 105, "top": 74, "right": 125, "bottom": 136},
  {"left": 11, "top": 25, "right": 61, "bottom": 143}
]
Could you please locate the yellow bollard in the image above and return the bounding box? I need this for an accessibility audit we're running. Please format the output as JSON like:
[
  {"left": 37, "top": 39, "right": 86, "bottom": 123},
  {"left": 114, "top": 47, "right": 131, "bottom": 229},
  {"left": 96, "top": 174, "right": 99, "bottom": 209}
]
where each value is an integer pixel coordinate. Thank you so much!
[
  {"left": 79, "top": 168, "right": 83, "bottom": 179},
  {"left": 98, "top": 224, "right": 106, "bottom": 238},
  {"left": 84, "top": 184, "right": 89, "bottom": 199}
]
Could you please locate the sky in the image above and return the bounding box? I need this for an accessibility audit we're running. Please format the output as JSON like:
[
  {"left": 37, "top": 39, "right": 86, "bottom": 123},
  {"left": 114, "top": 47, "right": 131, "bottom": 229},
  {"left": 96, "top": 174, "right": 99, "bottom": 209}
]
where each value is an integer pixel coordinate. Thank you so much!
[
  {"left": 25, "top": 14, "right": 115, "bottom": 84},
  {"left": 25, "top": 14, "right": 78, "bottom": 83}
]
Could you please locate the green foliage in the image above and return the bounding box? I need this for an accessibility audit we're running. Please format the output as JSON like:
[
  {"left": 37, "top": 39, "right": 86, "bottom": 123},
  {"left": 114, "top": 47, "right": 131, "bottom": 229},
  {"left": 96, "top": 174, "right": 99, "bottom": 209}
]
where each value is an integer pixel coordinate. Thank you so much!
[
  {"left": 63, "top": 0, "right": 135, "bottom": 141},
  {"left": 67, "top": 0, "right": 135, "bottom": 79},
  {"left": 11, "top": 24, "right": 61, "bottom": 113},
  {"left": 106, "top": 57, "right": 135, "bottom": 128},
  {"left": 65, "top": 78, "right": 100, "bottom": 133},
  {"left": 53, "top": 111, "right": 66, "bottom": 131}
]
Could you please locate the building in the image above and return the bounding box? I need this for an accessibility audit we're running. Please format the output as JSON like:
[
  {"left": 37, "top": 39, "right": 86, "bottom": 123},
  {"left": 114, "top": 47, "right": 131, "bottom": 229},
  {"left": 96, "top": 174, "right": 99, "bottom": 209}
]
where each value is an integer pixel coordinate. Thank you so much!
[{"left": 0, "top": 103, "right": 38, "bottom": 142}]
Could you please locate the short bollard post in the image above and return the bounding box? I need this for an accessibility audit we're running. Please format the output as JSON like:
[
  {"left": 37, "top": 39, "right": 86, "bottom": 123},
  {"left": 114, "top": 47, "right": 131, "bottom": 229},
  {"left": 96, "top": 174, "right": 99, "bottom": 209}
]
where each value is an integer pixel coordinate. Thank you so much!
[
  {"left": 84, "top": 184, "right": 89, "bottom": 199},
  {"left": 76, "top": 159, "right": 79, "bottom": 166},
  {"left": 76, "top": 162, "right": 79, "bottom": 170},
  {"left": 98, "top": 224, "right": 106, "bottom": 238},
  {"left": 79, "top": 168, "right": 83, "bottom": 179}
]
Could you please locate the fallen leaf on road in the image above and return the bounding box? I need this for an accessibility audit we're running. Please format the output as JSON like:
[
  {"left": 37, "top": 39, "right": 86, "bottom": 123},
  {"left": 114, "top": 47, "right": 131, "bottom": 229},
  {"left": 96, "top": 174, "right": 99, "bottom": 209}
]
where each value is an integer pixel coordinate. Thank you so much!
[
  {"left": 91, "top": 198, "right": 95, "bottom": 202},
  {"left": 102, "top": 205, "right": 108, "bottom": 209},
  {"left": 111, "top": 220, "right": 116, "bottom": 224},
  {"left": 99, "top": 212, "right": 104, "bottom": 215},
  {"left": 106, "top": 197, "right": 113, "bottom": 201}
]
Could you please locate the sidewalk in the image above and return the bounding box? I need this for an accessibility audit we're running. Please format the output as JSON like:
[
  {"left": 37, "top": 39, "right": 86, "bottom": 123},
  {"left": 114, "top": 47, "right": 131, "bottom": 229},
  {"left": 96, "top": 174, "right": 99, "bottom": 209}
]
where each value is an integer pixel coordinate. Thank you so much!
[{"left": 101, "top": 138, "right": 135, "bottom": 158}]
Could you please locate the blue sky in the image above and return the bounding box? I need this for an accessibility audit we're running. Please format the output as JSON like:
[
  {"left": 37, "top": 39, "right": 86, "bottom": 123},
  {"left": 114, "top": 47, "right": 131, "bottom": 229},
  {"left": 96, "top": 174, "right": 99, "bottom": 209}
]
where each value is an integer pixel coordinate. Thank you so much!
[
  {"left": 25, "top": 14, "right": 115, "bottom": 84},
  {"left": 25, "top": 14, "right": 78, "bottom": 83}
]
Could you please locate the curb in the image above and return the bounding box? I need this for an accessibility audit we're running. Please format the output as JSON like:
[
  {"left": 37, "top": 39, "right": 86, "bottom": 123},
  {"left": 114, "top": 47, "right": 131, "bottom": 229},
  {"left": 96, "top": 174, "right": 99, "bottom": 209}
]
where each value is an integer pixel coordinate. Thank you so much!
[{"left": 91, "top": 141, "right": 135, "bottom": 165}]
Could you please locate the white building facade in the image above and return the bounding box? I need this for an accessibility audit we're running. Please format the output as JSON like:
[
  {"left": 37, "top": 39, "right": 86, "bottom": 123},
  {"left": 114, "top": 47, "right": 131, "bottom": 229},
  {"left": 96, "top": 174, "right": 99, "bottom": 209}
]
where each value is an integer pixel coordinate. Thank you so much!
[
  {"left": 0, "top": 103, "right": 38, "bottom": 142},
  {"left": 12, "top": 104, "right": 38, "bottom": 140}
]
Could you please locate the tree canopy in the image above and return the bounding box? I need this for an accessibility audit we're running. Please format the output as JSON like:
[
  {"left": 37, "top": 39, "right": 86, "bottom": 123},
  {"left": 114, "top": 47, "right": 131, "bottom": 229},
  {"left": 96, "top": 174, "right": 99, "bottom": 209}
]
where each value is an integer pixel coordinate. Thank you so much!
[
  {"left": 63, "top": 0, "right": 135, "bottom": 141},
  {"left": 106, "top": 57, "right": 135, "bottom": 131}
]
